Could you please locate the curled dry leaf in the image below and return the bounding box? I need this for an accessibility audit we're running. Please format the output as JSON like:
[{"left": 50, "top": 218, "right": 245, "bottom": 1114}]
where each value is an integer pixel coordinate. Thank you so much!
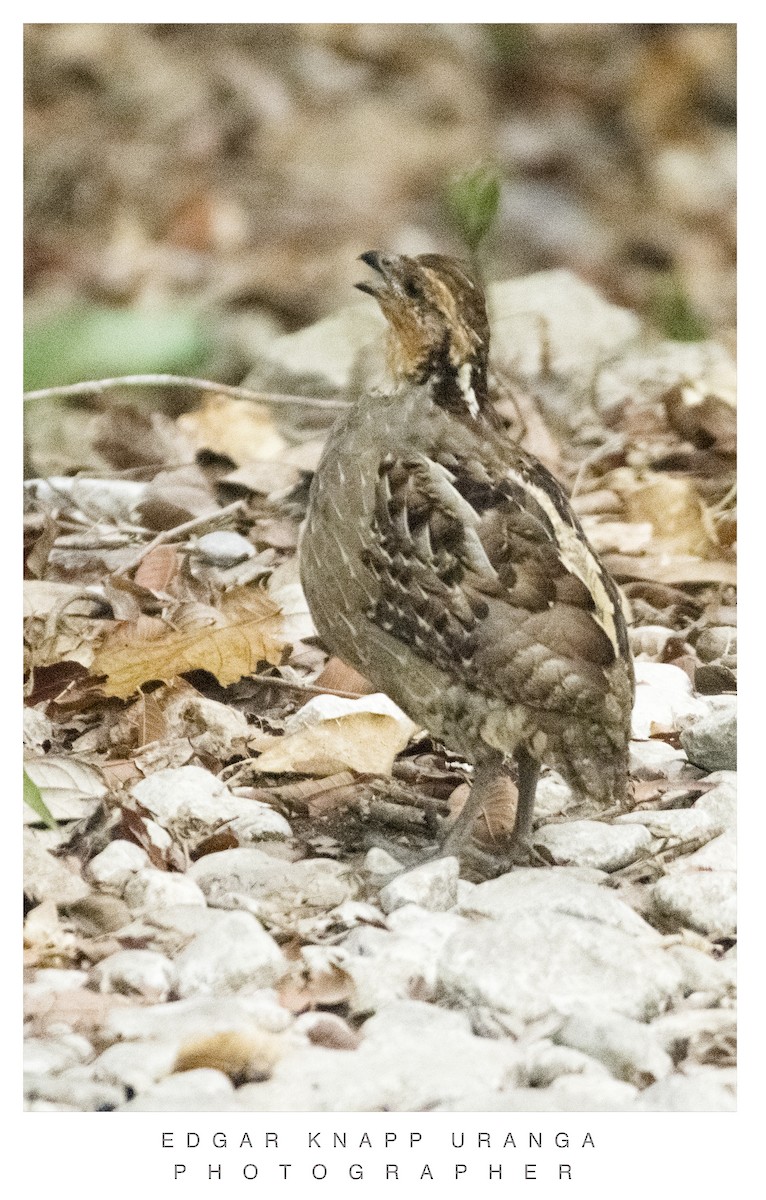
[
  {"left": 134, "top": 545, "right": 182, "bottom": 593},
  {"left": 252, "top": 693, "right": 418, "bottom": 778},
  {"left": 90, "top": 585, "right": 288, "bottom": 698},
  {"left": 278, "top": 956, "right": 355, "bottom": 1014},
  {"left": 177, "top": 394, "right": 286, "bottom": 464},
  {"left": 175, "top": 1029, "right": 284, "bottom": 1084}
]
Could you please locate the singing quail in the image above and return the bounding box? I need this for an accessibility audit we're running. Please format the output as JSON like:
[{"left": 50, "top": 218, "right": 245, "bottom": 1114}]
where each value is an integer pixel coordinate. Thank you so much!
[{"left": 300, "top": 251, "right": 635, "bottom": 864}]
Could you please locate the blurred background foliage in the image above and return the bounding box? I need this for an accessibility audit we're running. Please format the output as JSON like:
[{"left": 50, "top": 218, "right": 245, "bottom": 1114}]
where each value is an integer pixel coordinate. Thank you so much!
[{"left": 24, "top": 22, "right": 735, "bottom": 393}]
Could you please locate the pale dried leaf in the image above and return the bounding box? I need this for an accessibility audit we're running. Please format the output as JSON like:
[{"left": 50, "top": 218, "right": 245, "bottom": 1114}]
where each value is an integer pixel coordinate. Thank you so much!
[
  {"left": 582, "top": 520, "right": 654, "bottom": 556},
  {"left": 24, "top": 755, "right": 108, "bottom": 821},
  {"left": 253, "top": 694, "right": 417, "bottom": 777},
  {"left": 90, "top": 586, "right": 288, "bottom": 698},
  {"left": 621, "top": 475, "right": 718, "bottom": 556},
  {"left": 178, "top": 394, "right": 286, "bottom": 464},
  {"left": 603, "top": 554, "right": 736, "bottom": 586}
]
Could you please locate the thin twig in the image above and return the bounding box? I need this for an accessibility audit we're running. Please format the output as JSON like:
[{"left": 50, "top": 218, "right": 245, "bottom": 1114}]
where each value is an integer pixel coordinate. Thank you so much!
[
  {"left": 23, "top": 374, "right": 350, "bottom": 410},
  {"left": 247, "top": 673, "right": 367, "bottom": 701},
  {"left": 114, "top": 499, "right": 246, "bottom": 576}
]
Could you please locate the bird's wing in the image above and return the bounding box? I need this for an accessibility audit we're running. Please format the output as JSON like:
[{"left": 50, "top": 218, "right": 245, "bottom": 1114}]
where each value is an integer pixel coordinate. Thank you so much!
[{"left": 362, "top": 448, "right": 629, "bottom": 716}]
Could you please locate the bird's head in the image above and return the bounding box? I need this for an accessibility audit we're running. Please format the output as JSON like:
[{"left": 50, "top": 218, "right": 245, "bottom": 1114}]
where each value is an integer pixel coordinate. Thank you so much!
[{"left": 356, "top": 251, "right": 490, "bottom": 406}]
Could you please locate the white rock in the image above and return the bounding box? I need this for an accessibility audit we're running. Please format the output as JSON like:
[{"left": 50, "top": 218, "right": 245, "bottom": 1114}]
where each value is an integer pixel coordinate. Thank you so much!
[
  {"left": 378, "top": 857, "right": 459, "bottom": 914},
  {"left": 24, "top": 1035, "right": 93, "bottom": 1076},
  {"left": 649, "top": 1008, "right": 736, "bottom": 1060},
  {"left": 104, "top": 992, "right": 292, "bottom": 1044},
  {"left": 26, "top": 968, "right": 89, "bottom": 999},
  {"left": 84, "top": 840, "right": 150, "bottom": 894},
  {"left": 90, "top": 949, "right": 177, "bottom": 1002},
  {"left": 363, "top": 847, "right": 402, "bottom": 876},
  {"left": 666, "top": 943, "right": 735, "bottom": 999},
  {"left": 174, "top": 911, "right": 286, "bottom": 997},
  {"left": 695, "top": 773, "right": 737, "bottom": 830},
  {"left": 631, "top": 662, "right": 710, "bottom": 739},
  {"left": 229, "top": 804, "right": 292, "bottom": 844},
  {"left": 629, "top": 739, "right": 688, "bottom": 780},
  {"left": 194, "top": 531, "right": 255, "bottom": 566},
  {"left": 130, "top": 765, "right": 256, "bottom": 840},
  {"left": 459, "top": 867, "right": 658, "bottom": 939},
  {"left": 651, "top": 870, "right": 736, "bottom": 939},
  {"left": 189, "top": 848, "right": 355, "bottom": 918},
  {"left": 533, "top": 820, "right": 652, "bottom": 872},
  {"left": 438, "top": 910, "right": 682, "bottom": 1023},
  {"left": 341, "top": 906, "right": 469, "bottom": 1015},
  {"left": 25, "top": 1068, "right": 125, "bottom": 1111},
  {"left": 636, "top": 1070, "right": 735, "bottom": 1111},
  {"left": 119, "top": 1069, "right": 236, "bottom": 1111},
  {"left": 123, "top": 868, "right": 207, "bottom": 912},
  {"left": 519, "top": 1039, "right": 611, "bottom": 1088},
  {"left": 529, "top": 772, "right": 578, "bottom": 821},
  {"left": 235, "top": 1000, "right": 521, "bottom": 1111},
  {"left": 91, "top": 1040, "right": 180, "bottom": 1094},
  {"left": 679, "top": 831, "right": 736, "bottom": 872},
  {"left": 614, "top": 806, "right": 725, "bottom": 844},
  {"left": 553, "top": 1008, "right": 673, "bottom": 1086},
  {"left": 545, "top": 1074, "right": 640, "bottom": 1108}
]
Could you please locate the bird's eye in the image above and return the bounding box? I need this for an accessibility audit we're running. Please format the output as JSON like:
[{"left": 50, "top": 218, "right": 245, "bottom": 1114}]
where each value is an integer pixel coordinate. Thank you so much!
[{"left": 403, "top": 279, "right": 422, "bottom": 300}]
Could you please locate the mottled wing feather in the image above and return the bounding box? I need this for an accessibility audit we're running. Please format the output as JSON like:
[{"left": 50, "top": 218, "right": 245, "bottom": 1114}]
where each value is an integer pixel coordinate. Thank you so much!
[{"left": 362, "top": 449, "right": 620, "bottom": 715}]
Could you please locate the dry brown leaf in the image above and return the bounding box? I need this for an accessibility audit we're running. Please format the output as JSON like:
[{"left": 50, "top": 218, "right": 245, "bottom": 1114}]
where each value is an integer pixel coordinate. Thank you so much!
[
  {"left": 90, "top": 586, "right": 288, "bottom": 698},
  {"left": 312, "top": 656, "right": 374, "bottom": 697},
  {"left": 137, "top": 463, "right": 220, "bottom": 529},
  {"left": 175, "top": 1030, "right": 283, "bottom": 1083},
  {"left": 278, "top": 959, "right": 355, "bottom": 1014},
  {"left": 134, "top": 545, "right": 181, "bottom": 592},
  {"left": 178, "top": 394, "right": 286, "bottom": 464},
  {"left": 621, "top": 475, "right": 718, "bottom": 556}
]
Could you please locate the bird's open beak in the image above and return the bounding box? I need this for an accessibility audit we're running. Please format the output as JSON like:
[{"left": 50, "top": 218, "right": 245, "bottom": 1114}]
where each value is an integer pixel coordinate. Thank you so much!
[{"left": 355, "top": 250, "right": 389, "bottom": 297}]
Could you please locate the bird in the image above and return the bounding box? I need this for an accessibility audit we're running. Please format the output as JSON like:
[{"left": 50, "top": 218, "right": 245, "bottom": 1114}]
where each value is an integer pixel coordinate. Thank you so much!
[{"left": 299, "top": 250, "right": 635, "bottom": 867}]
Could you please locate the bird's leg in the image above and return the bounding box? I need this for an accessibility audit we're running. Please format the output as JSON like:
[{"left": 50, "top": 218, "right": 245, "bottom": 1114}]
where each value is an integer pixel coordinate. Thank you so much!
[
  {"left": 440, "top": 754, "right": 505, "bottom": 859},
  {"left": 511, "top": 746, "right": 540, "bottom": 847}
]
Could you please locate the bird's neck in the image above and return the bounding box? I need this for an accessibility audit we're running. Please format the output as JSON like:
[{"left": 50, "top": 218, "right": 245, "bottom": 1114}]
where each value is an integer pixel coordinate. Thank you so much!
[{"left": 426, "top": 350, "right": 489, "bottom": 420}]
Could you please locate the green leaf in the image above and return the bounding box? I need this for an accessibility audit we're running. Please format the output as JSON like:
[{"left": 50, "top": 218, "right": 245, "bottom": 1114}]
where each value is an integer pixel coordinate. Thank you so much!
[
  {"left": 651, "top": 274, "right": 709, "bottom": 343},
  {"left": 446, "top": 164, "right": 502, "bottom": 255},
  {"left": 24, "top": 769, "right": 58, "bottom": 830},
  {"left": 24, "top": 303, "right": 213, "bottom": 392}
]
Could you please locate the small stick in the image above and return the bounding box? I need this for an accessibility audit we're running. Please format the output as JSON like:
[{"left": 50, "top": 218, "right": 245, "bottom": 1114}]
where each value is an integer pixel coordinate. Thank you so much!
[
  {"left": 114, "top": 499, "right": 246, "bottom": 576},
  {"left": 23, "top": 373, "right": 350, "bottom": 411}
]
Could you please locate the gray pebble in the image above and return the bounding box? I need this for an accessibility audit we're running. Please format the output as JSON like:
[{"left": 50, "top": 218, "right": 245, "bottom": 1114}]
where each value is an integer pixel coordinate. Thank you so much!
[
  {"left": 194, "top": 531, "right": 255, "bottom": 566},
  {"left": 680, "top": 702, "right": 737, "bottom": 772}
]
